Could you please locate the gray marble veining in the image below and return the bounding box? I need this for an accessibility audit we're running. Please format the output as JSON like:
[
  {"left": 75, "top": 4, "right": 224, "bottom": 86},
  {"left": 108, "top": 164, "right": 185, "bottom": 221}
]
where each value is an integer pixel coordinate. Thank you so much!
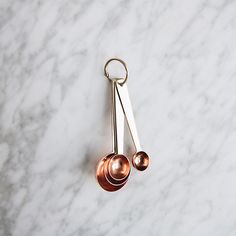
[{"left": 1, "top": 0, "right": 236, "bottom": 235}]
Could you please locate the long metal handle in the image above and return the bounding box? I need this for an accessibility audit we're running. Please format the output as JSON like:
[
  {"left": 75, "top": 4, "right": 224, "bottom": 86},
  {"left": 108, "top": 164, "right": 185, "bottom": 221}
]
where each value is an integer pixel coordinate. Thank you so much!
[
  {"left": 112, "top": 82, "right": 124, "bottom": 154},
  {"left": 115, "top": 83, "right": 142, "bottom": 152}
]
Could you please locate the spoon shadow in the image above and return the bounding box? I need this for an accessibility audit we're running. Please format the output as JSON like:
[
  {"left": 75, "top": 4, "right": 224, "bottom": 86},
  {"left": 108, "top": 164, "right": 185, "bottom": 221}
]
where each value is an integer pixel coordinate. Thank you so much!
[{"left": 80, "top": 82, "right": 112, "bottom": 177}]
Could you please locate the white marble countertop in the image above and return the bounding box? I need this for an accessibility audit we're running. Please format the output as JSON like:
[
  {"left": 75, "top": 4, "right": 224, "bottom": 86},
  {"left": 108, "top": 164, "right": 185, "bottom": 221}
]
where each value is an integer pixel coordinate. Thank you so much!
[{"left": 1, "top": 0, "right": 236, "bottom": 235}]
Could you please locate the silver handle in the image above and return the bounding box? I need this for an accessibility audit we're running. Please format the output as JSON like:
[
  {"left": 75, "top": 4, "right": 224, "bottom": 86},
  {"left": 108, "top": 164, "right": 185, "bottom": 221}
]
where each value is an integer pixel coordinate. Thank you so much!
[
  {"left": 115, "top": 83, "right": 142, "bottom": 152},
  {"left": 112, "top": 82, "right": 124, "bottom": 154}
]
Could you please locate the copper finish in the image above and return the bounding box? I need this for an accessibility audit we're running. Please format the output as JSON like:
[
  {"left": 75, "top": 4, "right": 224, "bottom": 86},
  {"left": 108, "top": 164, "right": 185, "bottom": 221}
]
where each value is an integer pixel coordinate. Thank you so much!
[
  {"left": 96, "top": 154, "right": 130, "bottom": 191},
  {"left": 108, "top": 154, "right": 130, "bottom": 180},
  {"left": 104, "top": 155, "right": 130, "bottom": 186},
  {"left": 132, "top": 151, "right": 149, "bottom": 171}
]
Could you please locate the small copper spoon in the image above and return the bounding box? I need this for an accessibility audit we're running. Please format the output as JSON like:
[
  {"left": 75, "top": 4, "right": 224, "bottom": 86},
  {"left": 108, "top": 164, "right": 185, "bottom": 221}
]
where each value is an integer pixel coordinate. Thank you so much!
[{"left": 115, "top": 76, "right": 150, "bottom": 171}]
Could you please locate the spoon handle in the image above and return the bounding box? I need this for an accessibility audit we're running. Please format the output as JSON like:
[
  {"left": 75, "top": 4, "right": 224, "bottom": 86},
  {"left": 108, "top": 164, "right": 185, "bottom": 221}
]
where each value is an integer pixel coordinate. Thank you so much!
[
  {"left": 112, "top": 81, "right": 124, "bottom": 154},
  {"left": 115, "top": 83, "right": 142, "bottom": 152}
]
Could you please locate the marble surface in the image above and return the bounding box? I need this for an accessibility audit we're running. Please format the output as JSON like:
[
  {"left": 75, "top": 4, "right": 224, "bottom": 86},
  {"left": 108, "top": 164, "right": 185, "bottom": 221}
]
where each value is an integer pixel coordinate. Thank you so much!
[{"left": 1, "top": 0, "right": 236, "bottom": 235}]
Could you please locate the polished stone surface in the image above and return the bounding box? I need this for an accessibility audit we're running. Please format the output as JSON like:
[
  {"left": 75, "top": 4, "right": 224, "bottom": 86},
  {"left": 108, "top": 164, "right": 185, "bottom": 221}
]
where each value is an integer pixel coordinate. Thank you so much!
[{"left": 1, "top": 0, "right": 236, "bottom": 235}]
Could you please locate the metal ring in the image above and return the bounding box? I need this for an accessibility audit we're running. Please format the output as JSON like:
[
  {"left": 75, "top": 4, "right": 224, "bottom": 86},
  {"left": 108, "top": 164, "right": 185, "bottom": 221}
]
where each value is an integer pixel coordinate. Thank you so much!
[{"left": 104, "top": 58, "right": 128, "bottom": 85}]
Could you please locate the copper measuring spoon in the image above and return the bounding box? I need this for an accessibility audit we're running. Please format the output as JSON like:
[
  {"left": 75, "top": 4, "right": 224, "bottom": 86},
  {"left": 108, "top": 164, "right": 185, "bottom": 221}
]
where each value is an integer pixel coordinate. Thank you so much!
[
  {"left": 115, "top": 82, "right": 150, "bottom": 171},
  {"left": 104, "top": 58, "right": 149, "bottom": 171},
  {"left": 96, "top": 69, "right": 131, "bottom": 191},
  {"left": 96, "top": 58, "right": 150, "bottom": 192}
]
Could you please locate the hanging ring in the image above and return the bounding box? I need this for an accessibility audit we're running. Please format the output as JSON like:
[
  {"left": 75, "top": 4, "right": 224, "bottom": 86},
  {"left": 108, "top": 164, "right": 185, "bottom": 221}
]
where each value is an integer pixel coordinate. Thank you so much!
[{"left": 104, "top": 58, "right": 128, "bottom": 85}]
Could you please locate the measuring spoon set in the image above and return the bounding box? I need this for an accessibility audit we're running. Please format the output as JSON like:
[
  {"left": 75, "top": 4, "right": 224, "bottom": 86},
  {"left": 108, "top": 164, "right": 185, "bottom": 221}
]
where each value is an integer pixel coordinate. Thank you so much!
[{"left": 96, "top": 58, "right": 150, "bottom": 192}]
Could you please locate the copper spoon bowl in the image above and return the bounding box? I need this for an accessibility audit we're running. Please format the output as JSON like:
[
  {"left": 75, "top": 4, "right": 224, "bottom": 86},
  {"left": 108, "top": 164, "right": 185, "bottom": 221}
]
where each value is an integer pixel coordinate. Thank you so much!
[
  {"left": 104, "top": 154, "right": 130, "bottom": 186},
  {"left": 108, "top": 154, "right": 130, "bottom": 180},
  {"left": 132, "top": 151, "right": 149, "bottom": 171},
  {"left": 96, "top": 153, "right": 131, "bottom": 191}
]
